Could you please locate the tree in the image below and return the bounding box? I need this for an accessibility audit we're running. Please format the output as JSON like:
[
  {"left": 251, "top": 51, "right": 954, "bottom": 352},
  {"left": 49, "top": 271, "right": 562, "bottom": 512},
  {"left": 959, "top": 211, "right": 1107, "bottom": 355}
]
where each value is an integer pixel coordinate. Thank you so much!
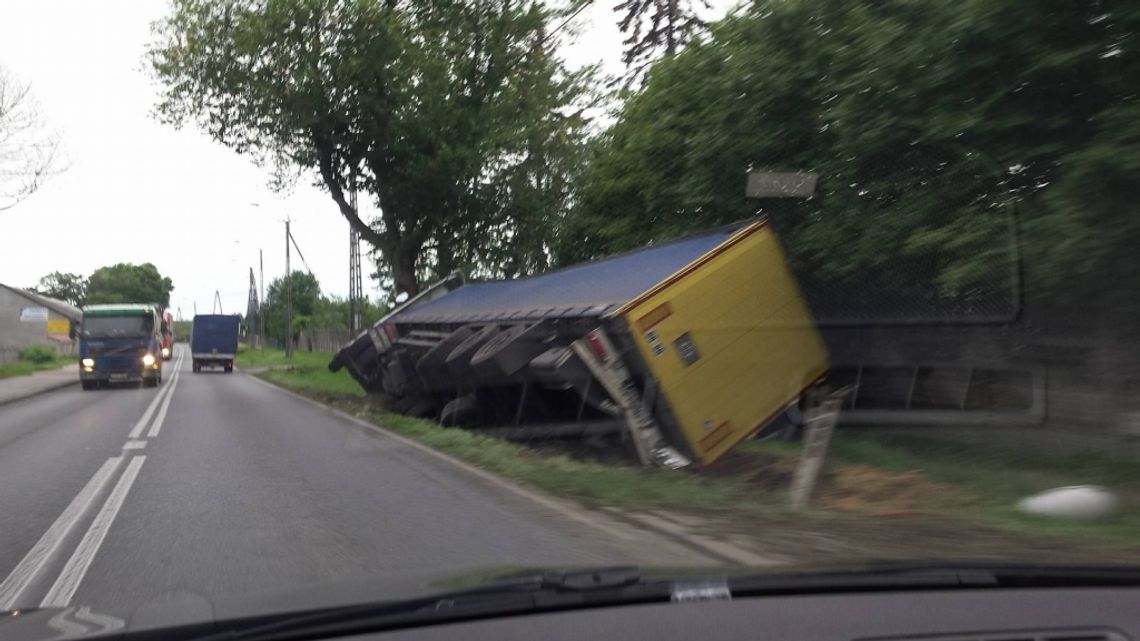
[
  {"left": 562, "top": 0, "right": 1140, "bottom": 308},
  {"left": 35, "top": 272, "right": 87, "bottom": 306},
  {"left": 311, "top": 295, "right": 387, "bottom": 331},
  {"left": 149, "top": 0, "right": 592, "bottom": 297},
  {"left": 263, "top": 271, "right": 321, "bottom": 346},
  {"left": 85, "top": 263, "right": 174, "bottom": 308},
  {"left": 612, "top": 0, "right": 708, "bottom": 82},
  {"left": 0, "top": 66, "right": 62, "bottom": 211}
]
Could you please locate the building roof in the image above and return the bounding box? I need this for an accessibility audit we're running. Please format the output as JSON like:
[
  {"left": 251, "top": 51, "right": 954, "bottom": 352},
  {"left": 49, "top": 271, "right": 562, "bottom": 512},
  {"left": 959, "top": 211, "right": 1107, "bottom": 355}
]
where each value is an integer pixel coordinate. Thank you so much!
[
  {"left": 391, "top": 223, "right": 743, "bottom": 324},
  {"left": 0, "top": 283, "right": 82, "bottom": 321},
  {"left": 81, "top": 304, "right": 157, "bottom": 317}
]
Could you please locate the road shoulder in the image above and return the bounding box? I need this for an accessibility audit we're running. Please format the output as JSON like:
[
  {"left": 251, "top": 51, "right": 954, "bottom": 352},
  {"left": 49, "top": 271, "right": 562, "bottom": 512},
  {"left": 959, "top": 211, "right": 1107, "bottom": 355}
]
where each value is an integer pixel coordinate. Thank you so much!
[
  {"left": 0, "top": 363, "right": 78, "bottom": 407},
  {"left": 243, "top": 373, "right": 777, "bottom": 568}
]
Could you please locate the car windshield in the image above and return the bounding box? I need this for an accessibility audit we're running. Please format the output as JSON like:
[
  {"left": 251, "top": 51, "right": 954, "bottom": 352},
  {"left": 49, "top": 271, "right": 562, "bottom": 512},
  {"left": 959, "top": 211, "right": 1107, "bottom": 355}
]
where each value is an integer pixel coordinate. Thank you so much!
[
  {"left": 81, "top": 316, "right": 153, "bottom": 339},
  {"left": 0, "top": 0, "right": 1138, "bottom": 638}
]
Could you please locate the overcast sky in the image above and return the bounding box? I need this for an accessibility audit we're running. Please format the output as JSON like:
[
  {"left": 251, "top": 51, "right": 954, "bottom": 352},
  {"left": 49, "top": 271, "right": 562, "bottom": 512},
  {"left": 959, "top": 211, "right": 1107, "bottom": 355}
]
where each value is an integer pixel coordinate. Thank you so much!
[{"left": 0, "top": 1, "right": 732, "bottom": 319}]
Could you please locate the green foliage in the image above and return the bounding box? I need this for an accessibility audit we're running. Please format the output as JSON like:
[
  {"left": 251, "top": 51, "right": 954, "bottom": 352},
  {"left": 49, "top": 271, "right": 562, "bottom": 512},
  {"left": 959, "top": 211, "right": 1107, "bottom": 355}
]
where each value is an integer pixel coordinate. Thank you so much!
[
  {"left": 36, "top": 272, "right": 86, "bottom": 306},
  {"left": 257, "top": 272, "right": 387, "bottom": 346},
  {"left": 173, "top": 320, "right": 192, "bottom": 342},
  {"left": 563, "top": 0, "right": 1140, "bottom": 304},
  {"left": 85, "top": 263, "right": 174, "bottom": 308},
  {"left": 262, "top": 271, "right": 321, "bottom": 346},
  {"left": 150, "top": 0, "right": 594, "bottom": 296},
  {"left": 310, "top": 296, "right": 388, "bottom": 331},
  {"left": 18, "top": 345, "right": 59, "bottom": 364},
  {"left": 0, "top": 348, "right": 72, "bottom": 379}
]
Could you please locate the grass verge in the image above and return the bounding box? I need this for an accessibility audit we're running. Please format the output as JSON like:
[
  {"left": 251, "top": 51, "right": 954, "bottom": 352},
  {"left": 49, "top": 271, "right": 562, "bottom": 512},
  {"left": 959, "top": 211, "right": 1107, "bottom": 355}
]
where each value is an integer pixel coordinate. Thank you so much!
[
  {"left": 235, "top": 347, "right": 335, "bottom": 371},
  {"left": 0, "top": 354, "right": 74, "bottom": 379},
  {"left": 745, "top": 432, "right": 1140, "bottom": 546}
]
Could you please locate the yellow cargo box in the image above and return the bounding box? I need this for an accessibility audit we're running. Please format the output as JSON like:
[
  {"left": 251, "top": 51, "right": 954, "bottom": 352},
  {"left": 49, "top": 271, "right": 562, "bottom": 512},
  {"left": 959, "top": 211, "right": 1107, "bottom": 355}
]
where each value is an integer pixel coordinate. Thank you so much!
[{"left": 611, "top": 220, "right": 830, "bottom": 466}]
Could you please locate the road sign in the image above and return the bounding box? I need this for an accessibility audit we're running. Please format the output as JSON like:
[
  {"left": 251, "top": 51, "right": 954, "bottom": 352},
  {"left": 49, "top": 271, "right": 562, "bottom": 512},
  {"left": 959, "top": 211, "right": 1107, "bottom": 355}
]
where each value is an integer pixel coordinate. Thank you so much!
[
  {"left": 47, "top": 318, "right": 71, "bottom": 338},
  {"left": 19, "top": 307, "right": 49, "bottom": 322},
  {"left": 746, "top": 170, "right": 818, "bottom": 198}
]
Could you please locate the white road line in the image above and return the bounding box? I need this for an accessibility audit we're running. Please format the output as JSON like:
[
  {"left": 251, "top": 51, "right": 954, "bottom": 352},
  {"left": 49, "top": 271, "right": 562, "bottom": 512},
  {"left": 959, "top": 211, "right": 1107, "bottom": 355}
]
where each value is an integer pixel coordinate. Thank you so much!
[
  {"left": 125, "top": 351, "right": 183, "bottom": 439},
  {"left": 0, "top": 457, "right": 123, "bottom": 610},
  {"left": 126, "top": 385, "right": 171, "bottom": 440},
  {"left": 41, "top": 456, "right": 146, "bottom": 608},
  {"left": 122, "top": 440, "right": 147, "bottom": 450},
  {"left": 146, "top": 368, "right": 179, "bottom": 438}
]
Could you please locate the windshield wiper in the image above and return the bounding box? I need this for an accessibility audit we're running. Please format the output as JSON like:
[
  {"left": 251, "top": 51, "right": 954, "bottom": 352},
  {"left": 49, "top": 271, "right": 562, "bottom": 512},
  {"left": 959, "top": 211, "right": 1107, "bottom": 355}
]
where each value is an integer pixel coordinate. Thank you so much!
[
  {"left": 180, "top": 567, "right": 662, "bottom": 641},
  {"left": 724, "top": 560, "right": 1140, "bottom": 598},
  {"left": 155, "top": 563, "right": 1140, "bottom": 641}
]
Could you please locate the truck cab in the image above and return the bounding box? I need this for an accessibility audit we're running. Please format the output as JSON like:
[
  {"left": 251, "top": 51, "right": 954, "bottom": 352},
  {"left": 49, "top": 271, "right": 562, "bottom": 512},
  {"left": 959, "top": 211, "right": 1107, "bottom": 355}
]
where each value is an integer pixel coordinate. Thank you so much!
[{"left": 78, "top": 304, "right": 164, "bottom": 390}]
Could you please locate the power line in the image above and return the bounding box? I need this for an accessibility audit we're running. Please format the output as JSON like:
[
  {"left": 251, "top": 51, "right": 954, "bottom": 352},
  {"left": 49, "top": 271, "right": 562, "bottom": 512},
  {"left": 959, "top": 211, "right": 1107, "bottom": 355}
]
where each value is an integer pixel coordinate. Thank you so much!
[
  {"left": 546, "top": 1, "right": 592, "bottom": 50},
  {"left": 287, "top": 227, "right": 314, "bottom": 276},
  {"left": 502, "top": 1, "right": 591, "bottom": 70}
]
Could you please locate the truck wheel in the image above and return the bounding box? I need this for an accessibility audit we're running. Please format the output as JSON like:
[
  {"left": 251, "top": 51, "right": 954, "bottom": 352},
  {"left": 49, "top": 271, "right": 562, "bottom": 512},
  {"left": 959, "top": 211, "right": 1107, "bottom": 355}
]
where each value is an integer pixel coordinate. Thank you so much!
[
  {"left": 81, "top": 380, "right": 98, "bottom": 391},
  {"left": 192, "top": 362, "right": 200, "bottom": 373},
  {"left": 224, "top": 365, "right": 233, "bottom": 373},
  {"left": 405, "top": 398, "right": 438, "bottom": 418},
  {"left": 144, "top": 376, "right": 158, "bottom": 388},
  {"left": 440, "top": 395, "right": 480, "bottom": 427}
]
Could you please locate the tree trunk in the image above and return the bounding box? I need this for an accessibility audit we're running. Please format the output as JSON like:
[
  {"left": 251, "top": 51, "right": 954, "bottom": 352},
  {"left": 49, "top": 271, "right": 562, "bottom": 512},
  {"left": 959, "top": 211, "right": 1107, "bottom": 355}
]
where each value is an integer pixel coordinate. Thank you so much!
[{"left": 391, "top": 245, "right": 421, "bottom": 297}]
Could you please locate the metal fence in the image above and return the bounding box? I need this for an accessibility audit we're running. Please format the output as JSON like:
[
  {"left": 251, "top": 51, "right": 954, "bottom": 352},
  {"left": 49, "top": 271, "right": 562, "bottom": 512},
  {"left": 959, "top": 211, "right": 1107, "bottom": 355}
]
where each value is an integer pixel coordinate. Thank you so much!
[{"left": 297, "top": 328, "right": 356, "bottom": 353}]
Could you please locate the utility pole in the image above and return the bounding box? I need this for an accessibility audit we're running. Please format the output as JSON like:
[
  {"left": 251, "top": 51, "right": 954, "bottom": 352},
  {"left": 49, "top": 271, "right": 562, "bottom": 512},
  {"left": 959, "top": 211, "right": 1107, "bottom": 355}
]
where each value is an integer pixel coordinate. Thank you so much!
[
  {"left": 348, "top": 185, "right": 363, "bottom": 332},
  {"left": 285, "top": 218, "right": 294, "bottom": 358},
  {"left": 247, "top": 268, "right": 259, "bottom": 348},
  {"left": 258, "top": 249, "right": 265, "bottom": 350}
]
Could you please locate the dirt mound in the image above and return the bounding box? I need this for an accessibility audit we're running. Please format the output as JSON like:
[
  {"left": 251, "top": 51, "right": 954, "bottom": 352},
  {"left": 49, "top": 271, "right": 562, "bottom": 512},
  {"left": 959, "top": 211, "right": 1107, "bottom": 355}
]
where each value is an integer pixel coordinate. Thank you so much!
[
  {"left": 819, "top": 465, "right": 963, "bottom": 512},
  {"left": 710, "top": 449, "right": 961, "bottom": 513}
]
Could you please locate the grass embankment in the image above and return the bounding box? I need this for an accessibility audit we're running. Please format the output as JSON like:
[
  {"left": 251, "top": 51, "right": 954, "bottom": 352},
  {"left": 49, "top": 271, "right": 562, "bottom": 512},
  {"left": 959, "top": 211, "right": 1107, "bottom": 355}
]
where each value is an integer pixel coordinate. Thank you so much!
[
  {"left": 0, "top": 352, "right": 74, "bottom": 380},
  {"left": 236, "top": 348, "right": 1140, "bottom": 556},
  {"left": 236, "top": 347, "right": 365, "bottom": 397},
  {"left": 741, "top": 435, "right": 1140, "bottom": 548}
]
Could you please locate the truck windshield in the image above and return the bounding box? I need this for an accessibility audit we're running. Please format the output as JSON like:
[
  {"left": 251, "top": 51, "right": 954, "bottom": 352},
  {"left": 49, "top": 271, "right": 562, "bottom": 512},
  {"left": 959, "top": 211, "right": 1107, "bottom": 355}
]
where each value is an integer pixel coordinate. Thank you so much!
[{"left": 82, "top": 315, "right": 153, "bottom": 339}]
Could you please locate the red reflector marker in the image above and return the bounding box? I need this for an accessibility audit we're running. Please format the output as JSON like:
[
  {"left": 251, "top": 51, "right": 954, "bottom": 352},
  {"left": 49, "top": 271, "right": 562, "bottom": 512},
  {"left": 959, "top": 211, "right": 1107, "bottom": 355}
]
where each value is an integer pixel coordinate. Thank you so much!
[{"left": 585, "top": 331, "right": 608, "bottom": 363}]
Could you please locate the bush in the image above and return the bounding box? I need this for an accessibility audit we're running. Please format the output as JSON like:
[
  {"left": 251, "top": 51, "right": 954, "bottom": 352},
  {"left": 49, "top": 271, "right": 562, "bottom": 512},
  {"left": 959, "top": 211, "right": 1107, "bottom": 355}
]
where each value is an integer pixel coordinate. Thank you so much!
[{"left": 19, "top": 345, "right": 59, "bottom": 364}]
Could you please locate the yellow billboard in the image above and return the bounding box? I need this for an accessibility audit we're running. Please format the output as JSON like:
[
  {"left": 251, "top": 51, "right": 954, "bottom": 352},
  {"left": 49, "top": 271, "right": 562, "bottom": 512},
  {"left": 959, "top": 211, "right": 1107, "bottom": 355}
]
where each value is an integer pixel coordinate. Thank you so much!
[{"left": 47, "top": 318, "right": 71, "bottom": 339}]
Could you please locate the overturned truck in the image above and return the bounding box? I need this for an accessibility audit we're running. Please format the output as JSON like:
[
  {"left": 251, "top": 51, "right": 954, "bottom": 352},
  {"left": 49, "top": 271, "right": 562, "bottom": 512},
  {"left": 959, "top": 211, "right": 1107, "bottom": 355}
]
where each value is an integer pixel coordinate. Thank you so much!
[{"left": 331, "top": 219, "right": 830, "bottom": 469}]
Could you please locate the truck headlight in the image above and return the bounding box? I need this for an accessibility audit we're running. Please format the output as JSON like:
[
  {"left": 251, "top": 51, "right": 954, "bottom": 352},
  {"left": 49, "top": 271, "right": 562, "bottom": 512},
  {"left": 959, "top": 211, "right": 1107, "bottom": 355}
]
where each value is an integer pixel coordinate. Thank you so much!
[
  {"left": 81, "top": 358, "right": 95, "bottom": 367},
  {"left": 142, "top": 353, "right": 156, "bottom": 367}
]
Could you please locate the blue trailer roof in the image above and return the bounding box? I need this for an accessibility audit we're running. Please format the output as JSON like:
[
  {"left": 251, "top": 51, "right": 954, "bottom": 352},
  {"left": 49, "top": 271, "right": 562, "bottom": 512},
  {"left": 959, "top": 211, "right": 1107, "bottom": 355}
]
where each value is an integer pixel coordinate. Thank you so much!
[{"left": 393, "top": 226, "right": 739, "bottom": 324}]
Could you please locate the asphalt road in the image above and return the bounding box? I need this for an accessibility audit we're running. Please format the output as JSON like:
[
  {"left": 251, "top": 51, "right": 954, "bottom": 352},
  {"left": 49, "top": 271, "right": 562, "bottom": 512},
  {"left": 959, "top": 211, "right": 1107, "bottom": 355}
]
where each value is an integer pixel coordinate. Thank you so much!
[{"left": 0, "top": 345, "right": 709, "bottom": 627}]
